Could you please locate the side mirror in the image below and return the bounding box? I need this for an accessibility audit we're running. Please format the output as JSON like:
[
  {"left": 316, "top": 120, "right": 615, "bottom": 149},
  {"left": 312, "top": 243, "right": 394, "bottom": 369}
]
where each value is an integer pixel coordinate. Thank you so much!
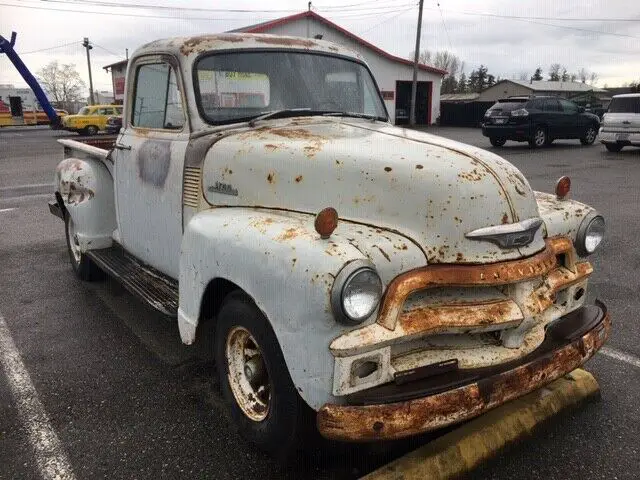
[{"left": 578, "top": 106, "right": 585, "bottom": 113}]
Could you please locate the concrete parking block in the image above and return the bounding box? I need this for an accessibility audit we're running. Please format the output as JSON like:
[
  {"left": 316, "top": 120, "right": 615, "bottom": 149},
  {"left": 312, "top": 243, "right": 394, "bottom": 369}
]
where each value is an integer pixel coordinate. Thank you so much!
[{"left": 361, "top": 369, "right": 600, "bottom": 480}]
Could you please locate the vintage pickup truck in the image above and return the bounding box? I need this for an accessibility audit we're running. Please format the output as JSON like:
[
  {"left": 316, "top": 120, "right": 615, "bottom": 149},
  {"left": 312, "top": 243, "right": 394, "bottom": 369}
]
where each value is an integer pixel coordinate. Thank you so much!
[{"left": 49, "top": 33, "right": 609, "bottom": 456}]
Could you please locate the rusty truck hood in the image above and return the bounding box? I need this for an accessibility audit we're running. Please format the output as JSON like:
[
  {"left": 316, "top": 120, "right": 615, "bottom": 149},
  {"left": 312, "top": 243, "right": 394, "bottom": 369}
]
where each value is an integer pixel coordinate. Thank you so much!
[{"left": 202, "top": 118, "right": 544, "bottom": 263}]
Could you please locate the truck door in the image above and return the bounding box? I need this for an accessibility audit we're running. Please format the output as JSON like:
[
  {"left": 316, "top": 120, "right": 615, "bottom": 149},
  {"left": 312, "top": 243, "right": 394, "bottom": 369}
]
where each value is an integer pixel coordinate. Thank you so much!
[{"left": 113, "top": 56, "right": 188, "bottom": 279}]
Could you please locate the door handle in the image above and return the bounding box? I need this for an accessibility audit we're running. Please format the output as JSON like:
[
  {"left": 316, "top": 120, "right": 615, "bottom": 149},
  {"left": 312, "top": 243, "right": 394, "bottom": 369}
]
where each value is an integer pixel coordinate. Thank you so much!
[
  {"left": 114, "top": 143, "right": 131, "bottom": 150},
  {"left": 622, "top": 121, "right": 631, "bottom": 125}
]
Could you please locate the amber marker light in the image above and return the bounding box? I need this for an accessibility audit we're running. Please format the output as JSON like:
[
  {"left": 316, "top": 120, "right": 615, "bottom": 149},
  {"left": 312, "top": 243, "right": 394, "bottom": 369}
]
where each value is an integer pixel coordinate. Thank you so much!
[
  {"left": 556, "top": 176, "right": 571, "bottom": 199},
  {"left": 315, "top": 207, "right": 339, "bottom": 239}
]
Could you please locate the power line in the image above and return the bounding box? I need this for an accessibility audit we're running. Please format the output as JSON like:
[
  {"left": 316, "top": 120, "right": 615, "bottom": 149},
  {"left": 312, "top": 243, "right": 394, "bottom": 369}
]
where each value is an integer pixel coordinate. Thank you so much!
[
  {"left": 17, "top": 41, "right": 80, "bottom": 55},
  {"left": 444, "top": 9, "right": 640, "bottom": 23},
  {"left": 436, "top": 1, "right": 452, "bottom": 50},
  {"left": 358, "top": 6, "right": 415, "bottom": 34},
  {"left": 40, "top": 0, "right": 417, "bottom": 15},
  {"left": 1, "top": 2, "right": 281, "bottom": 20},
  {"left": 38, "top": 0, "right": 302, "bottom": 13},
  {"left": 92, "top": 43, "right": 123, "bottom": 57}
]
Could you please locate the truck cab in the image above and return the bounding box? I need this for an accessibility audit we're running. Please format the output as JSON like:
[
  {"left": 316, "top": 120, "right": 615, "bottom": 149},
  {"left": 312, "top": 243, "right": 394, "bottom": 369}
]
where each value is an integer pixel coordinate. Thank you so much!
[{"left": 50, "top": 33, "right": 610, "bottom": 456}]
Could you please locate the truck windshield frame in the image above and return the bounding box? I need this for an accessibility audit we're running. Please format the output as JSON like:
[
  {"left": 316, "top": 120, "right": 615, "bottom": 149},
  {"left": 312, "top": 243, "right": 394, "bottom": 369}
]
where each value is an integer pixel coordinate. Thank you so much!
[{"left": 193, "top": 50, "right": 388, "bottom": 125}]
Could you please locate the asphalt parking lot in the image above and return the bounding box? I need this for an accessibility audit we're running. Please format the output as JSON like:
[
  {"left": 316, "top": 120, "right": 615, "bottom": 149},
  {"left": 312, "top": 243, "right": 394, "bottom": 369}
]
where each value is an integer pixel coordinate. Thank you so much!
[{"left": 1, "top": 125, "right": 639, "bottom": 480}]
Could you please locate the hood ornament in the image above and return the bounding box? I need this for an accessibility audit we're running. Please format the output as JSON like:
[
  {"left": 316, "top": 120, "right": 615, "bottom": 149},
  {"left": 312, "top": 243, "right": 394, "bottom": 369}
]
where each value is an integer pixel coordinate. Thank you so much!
[{"left": 465, "top": 218, "right": 543, "bottom": 249}]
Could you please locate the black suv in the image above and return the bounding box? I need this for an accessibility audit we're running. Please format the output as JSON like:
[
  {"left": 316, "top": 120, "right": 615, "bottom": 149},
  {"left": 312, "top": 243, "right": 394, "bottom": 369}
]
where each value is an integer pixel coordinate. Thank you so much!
[{"left": 481, "top": 96, "right": 600, "bottom": 148}]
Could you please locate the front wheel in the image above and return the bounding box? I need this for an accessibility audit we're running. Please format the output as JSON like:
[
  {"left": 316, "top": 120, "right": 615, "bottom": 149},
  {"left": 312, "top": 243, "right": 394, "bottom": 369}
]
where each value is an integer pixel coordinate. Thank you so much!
[
  {"left": 529, "top": 127, "right": 547, "bottom": 148},
  {"left": 489, "top": 137, "right": 506, "bottom": 147},
  {"left": 84, "top": 125, "right": 99, "bottom": 136},
  {"left": 580, "top": 125, "right": 597, "bottom": 145},
  {"left": 604, "top": 143, "right": 623, "bottom": 152},
  {"left": 215, "top": 291, "right": 310, "bottom": 458},
  {"left": 64, "top": 213, "right": 102, "bottom": 281}
]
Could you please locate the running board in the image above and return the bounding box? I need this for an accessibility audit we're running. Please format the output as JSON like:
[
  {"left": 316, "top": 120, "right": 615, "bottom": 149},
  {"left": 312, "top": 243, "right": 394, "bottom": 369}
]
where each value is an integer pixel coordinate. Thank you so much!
[{"left": 86, "top": 246, "right": 178, "bottom": 317}]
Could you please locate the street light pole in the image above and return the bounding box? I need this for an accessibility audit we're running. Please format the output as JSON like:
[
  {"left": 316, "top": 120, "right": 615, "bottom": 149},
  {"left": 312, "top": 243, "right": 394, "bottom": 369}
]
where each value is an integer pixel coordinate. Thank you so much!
[
  {"left": 409, "top": 0, "right": 424, "bottom": 126},
  {"left": 83, "top": 37, "right": 95, "bottom": 105}
]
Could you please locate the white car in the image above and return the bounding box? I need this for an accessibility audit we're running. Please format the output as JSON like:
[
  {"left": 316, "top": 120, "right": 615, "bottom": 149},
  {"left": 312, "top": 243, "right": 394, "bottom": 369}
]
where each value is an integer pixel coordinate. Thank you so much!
[{"left": 600, "top": 93, "right": 640, "bottom": 152}]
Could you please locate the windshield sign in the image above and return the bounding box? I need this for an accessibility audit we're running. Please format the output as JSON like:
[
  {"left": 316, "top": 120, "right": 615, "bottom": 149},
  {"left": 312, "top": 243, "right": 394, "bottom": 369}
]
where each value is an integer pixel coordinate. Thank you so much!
[{"left": 195, "top": 52, "right": 387, "bottom": 124}]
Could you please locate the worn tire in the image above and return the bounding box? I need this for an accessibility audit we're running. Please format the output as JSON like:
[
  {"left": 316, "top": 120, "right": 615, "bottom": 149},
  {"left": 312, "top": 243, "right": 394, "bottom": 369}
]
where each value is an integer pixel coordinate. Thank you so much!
[
  {"left": 604, "top": 143, "right": 623, "bottom": 152},
  {"left": 580, "top": 125, "right": 598, "bottom": 145},
  {"left": 489, "top": 137, "right": 506, "bottom": 147},
  {"left": 215, "top": 291, "right": 311, "bottom": 459},
  {"left": 85, "top": 125, "right": 99, "bottom": 136},
  {"left": 64, "top": 213, "right": 102, "bottom": 281},
  {"left": 528, "top": 126, "right": 547, "bottom": 148}
]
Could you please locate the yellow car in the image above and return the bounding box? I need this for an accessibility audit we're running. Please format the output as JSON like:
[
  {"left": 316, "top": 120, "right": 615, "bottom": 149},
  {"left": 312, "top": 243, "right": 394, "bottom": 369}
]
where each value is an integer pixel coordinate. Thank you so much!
[{"left": 61, "top": 104, "right": 123, "bottom": 135}]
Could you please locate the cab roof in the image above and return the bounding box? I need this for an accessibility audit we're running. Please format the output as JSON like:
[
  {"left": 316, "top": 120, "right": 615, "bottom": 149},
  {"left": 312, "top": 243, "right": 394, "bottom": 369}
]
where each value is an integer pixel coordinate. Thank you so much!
[{"left": 134, "top": 33, "right": 364, "bottom": 62}]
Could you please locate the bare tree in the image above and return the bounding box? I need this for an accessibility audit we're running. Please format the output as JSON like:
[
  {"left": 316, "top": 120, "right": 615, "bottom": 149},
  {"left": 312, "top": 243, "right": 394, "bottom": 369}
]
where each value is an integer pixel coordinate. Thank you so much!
[
  {"left": 548, "top": 63, "right": 562, "bottom": 81},
  {"left": 561, "top": 68, "right": 569, "bottom": 82},
  {"left": 36, "top": 61, "right": 86, "bottom": 111},
  {"left": 588, "top": 72, "right": 599, "bottom": 86},
  {"left": 410, "top": 49, "right": 432, "bottom": 65},
  {"left": 577, "top": 67, "right": 589, "bottom": 83},
  {"left": 517, "top": 71, "right": 530, "bottom": 81}
]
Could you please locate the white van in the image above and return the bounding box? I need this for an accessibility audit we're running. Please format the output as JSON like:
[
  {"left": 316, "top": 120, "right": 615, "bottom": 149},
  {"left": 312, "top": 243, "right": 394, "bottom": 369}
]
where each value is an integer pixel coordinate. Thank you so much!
[{"left": 600, "top": 93, "right": 640, "bottom": 152}]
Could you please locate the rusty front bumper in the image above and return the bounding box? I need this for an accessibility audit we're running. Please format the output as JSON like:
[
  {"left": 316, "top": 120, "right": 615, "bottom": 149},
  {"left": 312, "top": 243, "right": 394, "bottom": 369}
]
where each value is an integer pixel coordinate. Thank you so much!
[{"left": 317, "top": 301, "right": 610, "bottom": 442}]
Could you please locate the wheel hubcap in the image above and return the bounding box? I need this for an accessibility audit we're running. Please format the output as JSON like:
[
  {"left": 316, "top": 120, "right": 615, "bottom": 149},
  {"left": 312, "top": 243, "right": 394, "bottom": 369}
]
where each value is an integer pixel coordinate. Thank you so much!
[
  {"left": 535, "top": 130, "right": 545, "bottom": 146},
  {"left": 226, "top": 326, "right": 270, "bottom": 421},
  {"left": 587, "top": 128, "right": 596, "bottom": 142},
  {"left": 67, "top": 218, "right": 81, "bottom": 263}
]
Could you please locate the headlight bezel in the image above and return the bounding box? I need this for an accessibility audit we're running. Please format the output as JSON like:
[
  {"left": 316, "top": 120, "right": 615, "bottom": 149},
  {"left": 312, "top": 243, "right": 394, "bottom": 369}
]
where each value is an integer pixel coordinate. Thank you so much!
[
  {"left": 330, "top": 260, "right": 383, "bottom": 325},
  {"left": 575, "top": 211, "right": 605, "bottom": 256}
]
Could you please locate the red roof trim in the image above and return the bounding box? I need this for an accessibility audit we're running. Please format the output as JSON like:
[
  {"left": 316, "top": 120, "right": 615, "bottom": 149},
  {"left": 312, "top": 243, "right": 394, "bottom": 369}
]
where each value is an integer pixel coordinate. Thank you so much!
[{"left": 244, "top": 10, "right": 447, "bottom": 76}]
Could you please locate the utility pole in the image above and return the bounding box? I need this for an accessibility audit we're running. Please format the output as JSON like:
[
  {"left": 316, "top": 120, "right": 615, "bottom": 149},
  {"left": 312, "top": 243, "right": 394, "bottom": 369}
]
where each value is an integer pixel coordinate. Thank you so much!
[
  {"left": 409, "top": 0, "right": 424, "bottom": 126},
  {"left": 82, "top": 37, "right": 95, "bottom": 105}
]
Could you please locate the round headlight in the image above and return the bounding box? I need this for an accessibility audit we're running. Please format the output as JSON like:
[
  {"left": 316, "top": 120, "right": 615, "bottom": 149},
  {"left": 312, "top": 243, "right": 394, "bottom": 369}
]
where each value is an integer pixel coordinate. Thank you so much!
[
  {"left": 576, "top": 213, "right": 605, "bottom": 256},
  {"left": 331, "top": 261, "right": 383, "bottom": 325}
]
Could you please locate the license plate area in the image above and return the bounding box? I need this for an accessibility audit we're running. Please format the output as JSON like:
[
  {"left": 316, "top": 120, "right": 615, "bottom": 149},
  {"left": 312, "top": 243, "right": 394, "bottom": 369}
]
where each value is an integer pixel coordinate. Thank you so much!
[{"left": 495, "top": 118, "right": 507, "bottom": 124}]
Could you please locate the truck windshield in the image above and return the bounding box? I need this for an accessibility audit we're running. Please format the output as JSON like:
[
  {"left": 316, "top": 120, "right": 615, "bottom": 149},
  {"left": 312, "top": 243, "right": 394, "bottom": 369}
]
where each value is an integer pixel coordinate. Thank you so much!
[{"left": 194, "top": 51, "right": 388, "bottom": 124}]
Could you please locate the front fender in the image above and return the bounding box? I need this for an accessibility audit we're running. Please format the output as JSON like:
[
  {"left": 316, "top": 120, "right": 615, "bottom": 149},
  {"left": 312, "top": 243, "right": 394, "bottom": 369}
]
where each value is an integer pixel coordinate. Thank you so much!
[
  {"left": 55, "top": 155, "right": 116, "bottom": 251},
  {"left": 535, "top": 191, "right": 597, "bottom": 246},
  {"left": 178, "top": 208, "right": 425, "bottom": 410}
]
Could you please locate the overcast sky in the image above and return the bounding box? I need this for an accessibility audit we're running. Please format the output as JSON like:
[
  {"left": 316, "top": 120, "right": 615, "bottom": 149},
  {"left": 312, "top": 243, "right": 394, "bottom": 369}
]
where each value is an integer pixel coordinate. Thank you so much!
[{"left": 1, "top": 0, "right": 639, "bottom": 95}]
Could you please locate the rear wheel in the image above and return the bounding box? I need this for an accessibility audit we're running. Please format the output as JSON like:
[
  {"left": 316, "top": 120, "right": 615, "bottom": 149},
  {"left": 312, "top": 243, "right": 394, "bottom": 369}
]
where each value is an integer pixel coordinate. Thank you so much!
[
  {"left": 529, "top": 127, "right": 547, "bottom": 148},
  {"left": 605, "top": 143, "right": 623, "bottom": 152},
  {"left": 85, "top": 125, "right": 99, "bottom": 136},
  {"left": 489, "top": 137, "right": 506, "bottom": 147},
  {"left": 580, "top": 125, "right": 597, "bottom": 145},
  {"left": 64, "top": 213, "right": 102, "bottom": 281},
  {"left": 215, "top": 291, "right": 310, "bottom": 458}
]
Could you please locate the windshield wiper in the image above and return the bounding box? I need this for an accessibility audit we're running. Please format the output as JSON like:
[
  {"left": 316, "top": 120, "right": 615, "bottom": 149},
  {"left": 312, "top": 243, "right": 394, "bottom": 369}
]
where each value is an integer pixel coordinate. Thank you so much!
[
  {"left": 248, "top": 108, "right": 312, "bottom": 126},
  {"left": 321, "top": 111, "right": 385, "bottom": 122}
]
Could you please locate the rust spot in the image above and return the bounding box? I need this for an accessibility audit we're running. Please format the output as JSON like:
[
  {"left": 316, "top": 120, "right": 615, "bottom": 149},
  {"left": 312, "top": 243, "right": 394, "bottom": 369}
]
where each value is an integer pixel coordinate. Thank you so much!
[
  {"left": 400, "top": 300, "right": 521, "bottom": 337},
  {"left": 317, "top": 311, "right": 610, "bottom": 441},
  {"left": 458, "top": 169, "right": 486, "bottom": 182},
  {"left": 328, "top": 45, "right": 339, "bottom": 52},
  {"left": 180, "top": 34, "right": 243, "bottom": 55},
  {"left": 277, "top": 227, "right": 299, "bottom": 241},
  {"left": 378, "top": 236, "right": 576, "bottom": 330},
  {"left": 502, "top": 213, "right": 509, "bottom": 224},
  {"left": 295, "top": 175, "right": 303, "bottom": 183},
  {"left": 292, "top": 258, "right": 297, "bottom": 267},
  {"left": 304, "top": 145, "right": 321, "bottom": 158},
  {"left": 264, "top": 144, "right": 279, "bottom": 152},
  {"left": 384, "top": 167, "right": 392, "bottom": 172},
  {"left": 456, "top": 252, "right": 465, "bottom": 262},
  {"left": 416, "top": 164, "right": 424, "bottom": 169},
  {"left": 255, "top": 37, "right": 316, "bottom": 47},
  {"left": 267, "top": 172, "right": 275, "bottom": 184}
]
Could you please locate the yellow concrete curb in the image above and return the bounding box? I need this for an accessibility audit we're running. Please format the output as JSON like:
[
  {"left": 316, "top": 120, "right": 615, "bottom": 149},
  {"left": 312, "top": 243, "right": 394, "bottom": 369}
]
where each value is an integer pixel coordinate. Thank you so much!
[{"left": 361, "top": 369, "right": 600, "bottom": 480}]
